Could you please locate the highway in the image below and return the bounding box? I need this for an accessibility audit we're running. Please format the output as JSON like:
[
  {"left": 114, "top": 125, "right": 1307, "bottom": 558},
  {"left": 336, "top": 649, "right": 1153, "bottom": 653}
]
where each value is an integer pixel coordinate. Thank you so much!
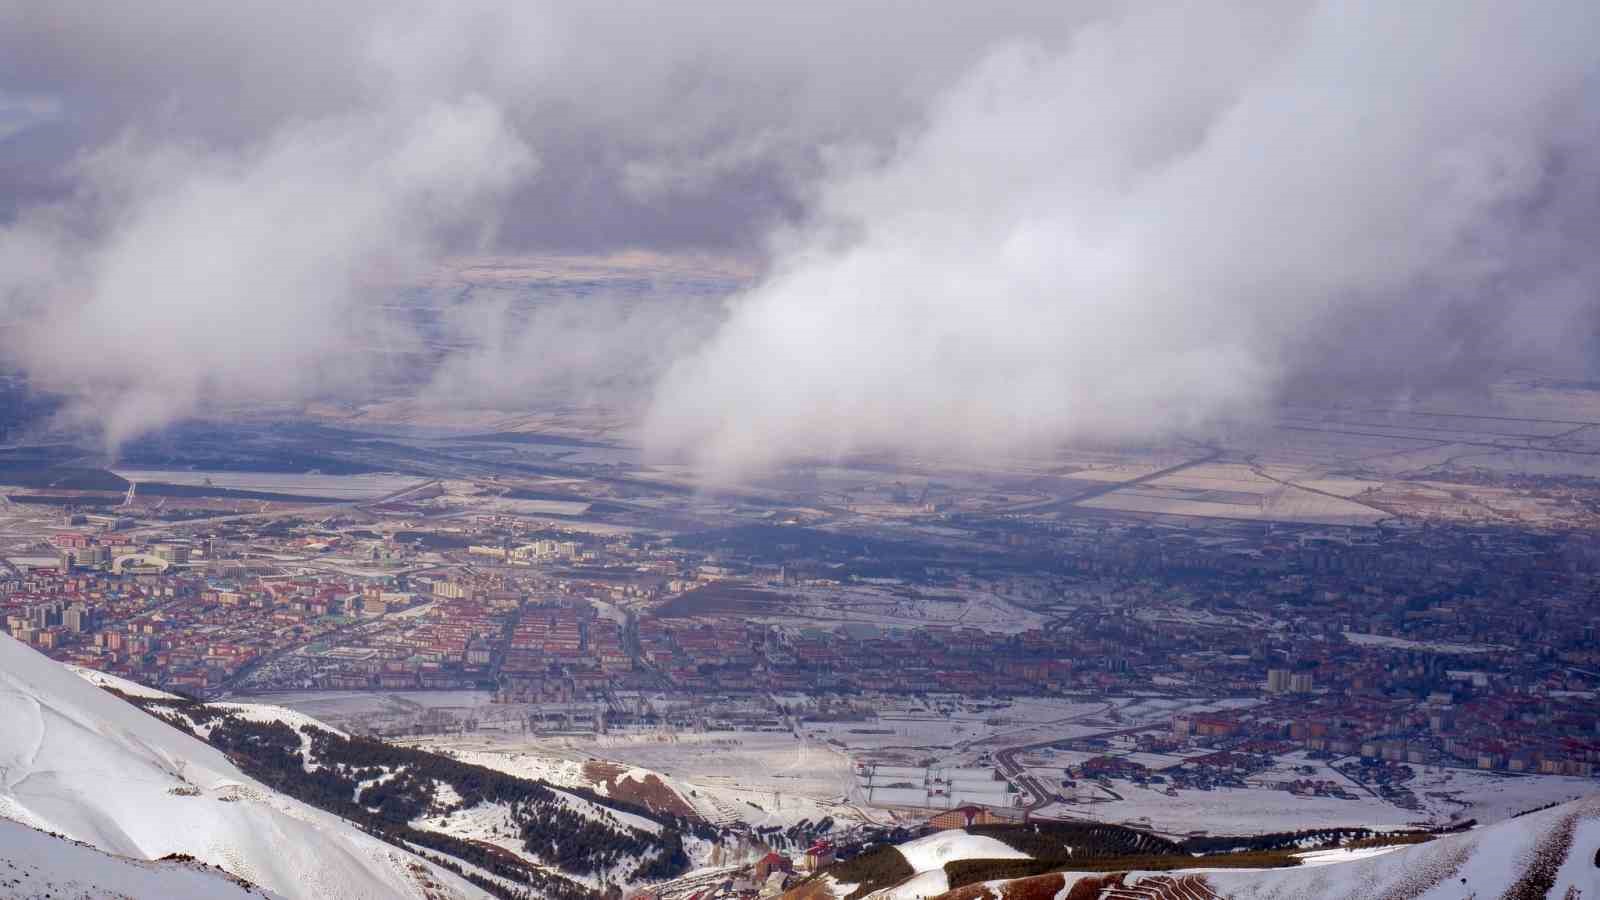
[
  {"left": 992, "top": 721, "right": 1161, "bottom": 816},
  {"left": 995, "top": 449, "right": 1224, "bottom": 516},
  {"left": 117, "top": 478, "right": 441, "bottom": 537}
]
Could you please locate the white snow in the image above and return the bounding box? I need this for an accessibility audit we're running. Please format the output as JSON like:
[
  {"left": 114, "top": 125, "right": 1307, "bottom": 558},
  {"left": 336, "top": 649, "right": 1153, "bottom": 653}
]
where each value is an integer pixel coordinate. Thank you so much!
[
  {"left": 424, "top": 746, "right": 590, "bottom": 789},
  {"left": 894, "top": 830, "right": 1031, "bottom": 872},
  {"left": 0, "top": 634, "right": 490, "bottom": 900},
  {"left": 0, "top": 816, "right": 281, "bottom": 899},
  {"left": 1292, "top": 844, "right": 1408, "bottom": 866},
  {"left": 864, "top": 868, "right": 949, "bottom": 900},
  {"left": 68, "top": 666, "right": 182, "bottom": 700},
  {"left": 211, "top": 703, "right": 349, "bottom": 739}
]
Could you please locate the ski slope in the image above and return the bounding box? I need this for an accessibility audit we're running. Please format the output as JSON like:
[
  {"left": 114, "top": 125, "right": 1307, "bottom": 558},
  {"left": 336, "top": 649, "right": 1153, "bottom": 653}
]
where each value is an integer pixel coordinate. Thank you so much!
[{"left": 0, "top": 635, "right": 489, "bottom": 900}]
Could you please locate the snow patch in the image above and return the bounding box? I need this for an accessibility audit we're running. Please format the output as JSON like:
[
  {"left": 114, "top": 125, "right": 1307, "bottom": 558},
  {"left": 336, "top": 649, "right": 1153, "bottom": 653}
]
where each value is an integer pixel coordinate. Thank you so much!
[
  {"left": 864, "top": 868, "right": 950, "bottom": 900},
  {"left": 894, "top": 830, "right": 1030, "bottom": 873}
]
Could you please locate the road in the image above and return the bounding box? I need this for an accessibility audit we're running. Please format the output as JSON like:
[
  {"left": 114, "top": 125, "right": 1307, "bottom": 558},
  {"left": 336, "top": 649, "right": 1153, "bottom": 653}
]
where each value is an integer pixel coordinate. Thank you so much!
[
  {"left": 1242, "top": 455, "right": 1392, "bottom": 522},
  {"left": 992, "top": 721, "right": 1162, "bottom": 816},
  {"left": 118, "top": 478, "right": 441, "bottom": 537},
  {"left": 996, "top": 449, "right": 1224, "bottom": 516},
  {"left": 985, "top": 697, "right": 1265, "bottom": 817}
]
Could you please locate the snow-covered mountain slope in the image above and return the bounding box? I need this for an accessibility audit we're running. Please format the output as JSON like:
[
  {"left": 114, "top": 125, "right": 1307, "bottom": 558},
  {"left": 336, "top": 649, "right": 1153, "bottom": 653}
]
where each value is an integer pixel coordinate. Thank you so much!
[
  {"left": 0, "top": 635, "right": 489, "bottom": 900},
  {"left": 0, "top": 817, "right": 281, "bottom": 900},
  {"left": 62, "top": 654, "right": 727, "bottom": 898},
  {"left": 930, "top": 794, "right": 1600, "bottom": 900}
]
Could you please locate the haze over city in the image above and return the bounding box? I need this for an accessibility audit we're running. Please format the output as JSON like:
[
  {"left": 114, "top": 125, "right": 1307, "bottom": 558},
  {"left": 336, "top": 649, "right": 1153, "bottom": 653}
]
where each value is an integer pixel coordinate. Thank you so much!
[{"left": 2, "top": 3, "right": 1600, "bottom": 899}]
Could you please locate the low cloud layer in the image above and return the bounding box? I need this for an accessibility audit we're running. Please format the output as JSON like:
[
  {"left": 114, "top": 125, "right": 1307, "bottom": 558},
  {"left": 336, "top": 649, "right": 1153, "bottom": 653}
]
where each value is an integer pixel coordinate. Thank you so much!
[
  {"left": 1, "top": 2, "right": 1599, "bottom": 470},
  {"left": 423, "top": 291, "right": 726, "bottom": 417},
  {"left": 0, "top": 0, "right": 1096, "bottom": 448},
  {"left": 2, "top": 98, "right": 531, "bottom": 447},
  {"left": 647, "top": 2, "right": 1600, "bottom": 471}
]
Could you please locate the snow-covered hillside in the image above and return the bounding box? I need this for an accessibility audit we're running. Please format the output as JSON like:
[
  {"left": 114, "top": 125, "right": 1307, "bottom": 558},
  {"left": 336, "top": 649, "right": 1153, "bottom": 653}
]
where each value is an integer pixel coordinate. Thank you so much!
[
  {"left": 0, "top": 634, "right": 489, "bottom": 900},
  {"left": 54, "top": 647, "right": 726, "bottom": 899},
  {"left": 0, "top": 817, "right": 281, "bottom": 899},
  {"left": 1207, "top": 795, "right": 1600, "bottom": 899},
  {"left": 855, "top": 829, "right": 1034, "bottom": 900},
  {"left": 893, "top": 831, "right": 1031, "bottom": 872},
  {"left": 928, "top": 794, "right": 1600, "bottom": 900}
]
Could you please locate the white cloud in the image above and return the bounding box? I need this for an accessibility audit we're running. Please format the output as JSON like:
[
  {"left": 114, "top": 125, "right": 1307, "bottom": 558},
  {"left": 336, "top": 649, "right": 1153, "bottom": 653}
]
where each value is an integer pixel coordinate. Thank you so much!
[{"left": 646, "top": 2, "right": 1600, "bottom": 473}]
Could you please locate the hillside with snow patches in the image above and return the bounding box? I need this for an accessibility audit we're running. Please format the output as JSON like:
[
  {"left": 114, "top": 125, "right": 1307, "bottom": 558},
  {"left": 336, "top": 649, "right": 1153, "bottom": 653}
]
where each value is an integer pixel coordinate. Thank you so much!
[
  {"left": 0, "top": 634, "right": 487, "bottom": 900},
  {"left": 924, "top": 796, "right": 1600, "bottom": 900},
  {"left": 858, "top": 831, "right": 1033, "bottom": 900},
  {"left": 3, "top": 635, "right": 727, "bottom": 900}
]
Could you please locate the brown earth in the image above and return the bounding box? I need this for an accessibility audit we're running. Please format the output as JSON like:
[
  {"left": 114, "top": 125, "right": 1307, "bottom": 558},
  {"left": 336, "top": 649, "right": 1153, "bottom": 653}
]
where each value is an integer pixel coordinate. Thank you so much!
[{"left": 583, "top": 761, "right": 701, "bottom": 821}]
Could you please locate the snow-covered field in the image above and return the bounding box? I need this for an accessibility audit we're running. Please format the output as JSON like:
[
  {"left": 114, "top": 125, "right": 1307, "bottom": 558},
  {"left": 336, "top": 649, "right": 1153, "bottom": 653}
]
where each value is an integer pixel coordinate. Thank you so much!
[
  {"left": 1036, "top": 782, "right": 1423, "bottom": 834},
  {"left": 231, "top": 688, "right": 1593, "bottom": 838},
  {"left": 410, "top": 726, "right": 877, "bottom": 828},
  {"left": 1407, "top": 766, "right": 1596, "bottom": 824},
  {"left": 113, "top": 469, "right": 423, "bottom": 500},
  {"left": 1032, "top": 759, "right": 1599, "bottom": 836},
  {"left": 227, "top": 689, "right": 506, "bottom": 734},
  {"left": 231, "top": 689, "right": 497, "bottom": 720},
  {"left": 807, "top": 697, "right": 1113, "bottom": 765},
  {"left": 1341, "top": 631, "right": 1508, "bottom": 654},
  {"left": 743, "top": 584, "right": 1048, "bottom": 635},
  {"left": 1020, "top": 736, "right": 1600, "bottom": 835}
]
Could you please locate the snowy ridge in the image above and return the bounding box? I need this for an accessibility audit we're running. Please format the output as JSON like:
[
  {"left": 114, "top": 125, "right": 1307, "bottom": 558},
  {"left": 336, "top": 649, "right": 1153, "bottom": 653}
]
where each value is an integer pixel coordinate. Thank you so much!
[
  {"left": 0, "top": 817, "right": 280, "bottom": 900},
  {"left": 0, "top": 634, "right": 489, "bottom": 900},
  {"left": 66, "top": 666, "right": 183, "bottom": 701}
]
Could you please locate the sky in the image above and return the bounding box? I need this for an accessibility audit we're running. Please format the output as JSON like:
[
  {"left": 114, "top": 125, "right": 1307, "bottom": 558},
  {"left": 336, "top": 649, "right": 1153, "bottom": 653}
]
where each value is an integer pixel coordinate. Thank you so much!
[{"left": 1, "top": 1, "right": 1598, "bottom": 472}]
